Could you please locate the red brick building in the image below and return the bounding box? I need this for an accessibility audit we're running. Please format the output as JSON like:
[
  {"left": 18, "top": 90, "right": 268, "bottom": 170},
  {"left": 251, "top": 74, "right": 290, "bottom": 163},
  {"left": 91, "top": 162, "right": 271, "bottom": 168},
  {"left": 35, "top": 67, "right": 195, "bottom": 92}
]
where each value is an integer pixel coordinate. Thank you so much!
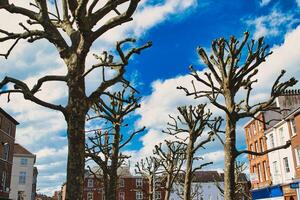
[
  {"left": 83, "top": 174, "right": 165, "bottom": 200},
  {"left": 244, "top": 112, "right": 272, "bottom": 189},
  {"left": 0, "top": 108, "right": 19, "bottom": 199}
]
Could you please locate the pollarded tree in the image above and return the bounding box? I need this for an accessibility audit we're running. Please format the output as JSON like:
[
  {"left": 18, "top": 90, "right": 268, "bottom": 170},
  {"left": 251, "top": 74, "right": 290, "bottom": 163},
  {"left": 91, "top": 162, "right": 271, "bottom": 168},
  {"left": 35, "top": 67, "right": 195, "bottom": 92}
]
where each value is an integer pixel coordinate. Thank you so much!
[
  {"left": 178, "top": 32, "right": 297, "bottom": 200},
  {"left": 163, "top": 105, "right": 222, "bottom": 200},
  {"left": 85, "top": 86, "right": 145, "bottom": 200},
  {"left": 0, "top": 1, "right": 151, "bottom": 199},
  {"left": 135, "top": 156, "right": 162, "bottom": 200},
  {"left": 153, "top": 140, "right": 186, "bottom": 200}
]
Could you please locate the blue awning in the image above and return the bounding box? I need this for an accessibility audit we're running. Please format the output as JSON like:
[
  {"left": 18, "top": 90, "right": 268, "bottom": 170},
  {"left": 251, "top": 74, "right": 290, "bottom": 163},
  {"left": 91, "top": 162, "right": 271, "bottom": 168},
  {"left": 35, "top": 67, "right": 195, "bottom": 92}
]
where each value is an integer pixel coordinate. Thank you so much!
[{"left": 251, "top": 185, "right": 283, "bottom": 200}]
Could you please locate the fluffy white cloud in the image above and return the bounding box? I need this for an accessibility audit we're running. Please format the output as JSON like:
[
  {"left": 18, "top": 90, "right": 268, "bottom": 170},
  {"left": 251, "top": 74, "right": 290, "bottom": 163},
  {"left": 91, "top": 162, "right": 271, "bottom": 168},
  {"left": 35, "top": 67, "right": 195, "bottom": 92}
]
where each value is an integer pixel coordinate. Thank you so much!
[{"left": 246, "top": 9, "right": 299, "bottom": 39}]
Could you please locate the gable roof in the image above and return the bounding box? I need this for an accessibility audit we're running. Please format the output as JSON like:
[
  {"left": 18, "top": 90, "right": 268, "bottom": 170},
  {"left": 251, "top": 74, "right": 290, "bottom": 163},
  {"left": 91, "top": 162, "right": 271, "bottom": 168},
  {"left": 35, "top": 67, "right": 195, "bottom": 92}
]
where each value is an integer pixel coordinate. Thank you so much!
[
  {"left": 0, "top": 107, "right": 19, "bottom": 125},
  {"left": 14, "top": 143, "right": 34, "bottom": 156}
]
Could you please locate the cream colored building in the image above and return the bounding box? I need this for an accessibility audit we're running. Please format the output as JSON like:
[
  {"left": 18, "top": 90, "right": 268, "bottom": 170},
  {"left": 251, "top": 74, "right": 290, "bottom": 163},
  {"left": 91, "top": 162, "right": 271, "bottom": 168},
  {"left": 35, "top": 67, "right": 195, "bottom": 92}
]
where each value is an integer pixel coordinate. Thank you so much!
[{"left": 9, "top": 144, "right": 36, "bottom": 200}]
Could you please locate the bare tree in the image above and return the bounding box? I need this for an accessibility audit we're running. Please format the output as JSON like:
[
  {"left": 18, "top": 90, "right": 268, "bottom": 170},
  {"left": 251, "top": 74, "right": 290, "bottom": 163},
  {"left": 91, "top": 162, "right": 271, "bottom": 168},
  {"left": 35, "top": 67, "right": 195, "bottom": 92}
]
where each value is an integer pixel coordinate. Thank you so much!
[
  {"left": 85, "top": 87, "right": 145, "bottom": 200},
  {"left": 135, "top": 156, "right": 162, "bottom": 200},
  {"left": 163, "top": 105, "right": 222, "bottom": 200},
  {"left": 0, "top": 1, "right": 151, "bottom": 199},
  {"left": 216, "top": 161, "right": 251, "bottom": 200},
  {"left": 178, "top": 32, "right": 297, "bottom": 199},
  {"left": 153, "top": 140, "right": 186, "bottom": 200}
]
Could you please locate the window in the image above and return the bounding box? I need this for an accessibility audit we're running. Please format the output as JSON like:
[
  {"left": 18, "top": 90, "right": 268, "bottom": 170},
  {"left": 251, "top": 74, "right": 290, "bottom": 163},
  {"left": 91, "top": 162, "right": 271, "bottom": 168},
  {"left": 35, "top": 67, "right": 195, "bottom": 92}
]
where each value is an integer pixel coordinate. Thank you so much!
[
  {"left": 3, "top": 143, "right": 9, "bottom": 160},
  {"left": 155, "top": 191, "right": 162, "bottom": 199},
  {"left": 2, "top": 171, "right": 6, "bottom": 190},
  {"left": 291, "top": 119, "right": 297, "bottom": 136},
  {"left": 273, "top": 161, "right": 278, "bottom": 175},
  {"left": 19, "top": 172, "right": 26, "bottom": 185},
  {"left": 136, "top": 179, "right": 143, "bottom": 187},
  {"left": 263, "top": 161, "right": 268, "bottom": 181},
  {"left": 87, "top": 179, "right": 94, "bottom": 188},
  {"left": 87, "top": 192, "right": 93, "bottom": 200},
  {"left": 257, "top": 164, "right": 262, "bottom": 182},
  {"left": 260, "top": 138, "right": 264, "bottom": 152},
  {"left": 247, "top": 128, "right": 251, "bottom": 139},
  {"left": 250, "top": 144, "right": 254, "bottom": 159},
  {"left": 255, "top": 141, "right": 259, "bottom": 153},
  {"left": 269, "top": 134, "right": 275, "bottom": 148},
  {"left": 295, "top": 148, "right": 300, "bottom": 166},
  {"left": 6, "top": 123, "right": 12, "bottom": 135},
  {"left": 279, "top": 128, "right": 284, "bottom": 145},
  {"left": 119, "top": 192, "right": 125, "bottom": 200},
  {"left": 119, "top": 178, "right": 124, "bottom": 187},
  {"left": 136, "top": 191, "right": 143, "bottom": 200},
  {"left": 283, "top": 157, "right": 290, "bottom": 173},
  {"left": 258, "top": 121, "right": 263, "bottom": 131},
  {"left": 20, "top": 158, "right": 28, "bottom": 166},
  {"left": 252, "top": 124, "right": 256, "bottom": 135}
]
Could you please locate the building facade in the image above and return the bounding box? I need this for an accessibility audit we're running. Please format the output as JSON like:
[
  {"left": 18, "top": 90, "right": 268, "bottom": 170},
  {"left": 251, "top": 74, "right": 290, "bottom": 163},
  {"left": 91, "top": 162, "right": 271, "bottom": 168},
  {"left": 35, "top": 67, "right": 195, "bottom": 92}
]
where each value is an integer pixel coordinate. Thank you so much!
[
  {"left": 83, "top": 174, "right": 165, "bottom": 200},
  {"left": 0, "top": 108, "right": 19, "bottom": 199},
  {"left": 244, "top": 112, "right": 272, "bottom": 189},
  {"left": 265, "top": 119, "right": 297, "bottom": 199},
  {"left": 244, "top": 91, "right": 300, "bottom": 200},
  {"left": 9, "top": 144, "right": 37, "bottom": 200}
]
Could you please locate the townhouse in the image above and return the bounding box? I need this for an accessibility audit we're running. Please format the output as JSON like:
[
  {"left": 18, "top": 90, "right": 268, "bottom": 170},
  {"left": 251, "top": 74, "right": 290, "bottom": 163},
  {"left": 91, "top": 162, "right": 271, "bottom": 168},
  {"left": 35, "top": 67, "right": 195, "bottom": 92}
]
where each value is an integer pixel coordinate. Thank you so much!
[
  {"left": 244, "top": 90, "right": 300, "bottom": 200},
  {"left": 0, "top": 108, "right": 19, "bottom": 199}
]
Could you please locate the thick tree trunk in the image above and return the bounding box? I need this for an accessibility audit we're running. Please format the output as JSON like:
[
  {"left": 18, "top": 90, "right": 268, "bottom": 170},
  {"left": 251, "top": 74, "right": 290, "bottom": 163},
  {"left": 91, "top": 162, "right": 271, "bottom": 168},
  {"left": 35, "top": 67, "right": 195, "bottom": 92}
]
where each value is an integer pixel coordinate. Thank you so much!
[
  {"left": 224, "top": 114, "right": 236, "bottom": 200},
  {"left": 106, "top": 124, "right": 121, "bottom": 200},
  {"left": 65, "top": 95, "right": 87, "bottom": 200},
  {"left": 65, "top": 55, "right": 89, "bottom": 200},
  {"left": 183, "top": 140, "right": 194, "bottom": 200}
]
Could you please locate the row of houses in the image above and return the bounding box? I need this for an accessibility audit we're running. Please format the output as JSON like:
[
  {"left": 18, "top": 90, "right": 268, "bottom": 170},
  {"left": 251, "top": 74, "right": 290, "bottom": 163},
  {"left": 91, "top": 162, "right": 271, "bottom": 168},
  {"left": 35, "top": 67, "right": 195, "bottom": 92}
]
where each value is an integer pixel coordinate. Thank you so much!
[
  {"left": 244, "top": 90, "right": 300, "bottom": 200},
  {"left": 54, "top": 166, "right": 250, "bottom": 200},
  {"left": 0, "top": 108, "right": 37, "bottom": 200}
]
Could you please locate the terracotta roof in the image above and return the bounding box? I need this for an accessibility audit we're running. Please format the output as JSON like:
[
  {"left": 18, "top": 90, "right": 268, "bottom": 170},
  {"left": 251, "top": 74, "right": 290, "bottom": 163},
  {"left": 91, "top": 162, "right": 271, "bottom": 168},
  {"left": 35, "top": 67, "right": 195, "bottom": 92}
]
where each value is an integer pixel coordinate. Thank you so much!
[{"left": 14, "top": 143, "right": 34, "bottom": 155}]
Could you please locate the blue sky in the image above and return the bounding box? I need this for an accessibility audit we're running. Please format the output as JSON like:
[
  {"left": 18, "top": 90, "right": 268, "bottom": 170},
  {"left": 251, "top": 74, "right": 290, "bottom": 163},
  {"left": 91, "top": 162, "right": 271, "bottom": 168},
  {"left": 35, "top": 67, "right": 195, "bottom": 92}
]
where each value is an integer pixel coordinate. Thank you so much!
[{"left": 0, "top": 0, "right": 300, "bottom": 195}]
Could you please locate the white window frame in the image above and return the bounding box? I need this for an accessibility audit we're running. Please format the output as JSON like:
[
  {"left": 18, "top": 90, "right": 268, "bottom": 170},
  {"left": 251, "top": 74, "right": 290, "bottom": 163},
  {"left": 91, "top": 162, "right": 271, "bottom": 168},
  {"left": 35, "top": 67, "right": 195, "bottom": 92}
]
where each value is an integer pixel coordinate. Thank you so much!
[
  {"left": 136, "top": 178, "right": 143, "bottom": 187},
  {"left": 19, "top": 171, "right": 26, "bottom": 185},
  {"left": 119, "top": 178, "right": 124, "bottom": 187},
  {"left": 291, "top": 119, "right": 297, "bottom": 136},
  {"left": 20, "top": 158, "right": 28, "bottom": 166},
  {"left": 283, "top": 157, "right": 290, "bottom": 173},
  {"left": 87, "top": 192, "right": 93, "bottom": 200},
  {"left": 136, "top": 191, "right": 143, "bottom": 200},
  {"left": 87, "top": 178, "right": 94, "bottom": 188},
  {"left": 279, "top": 127, "right": 284, "bottom": 145},
  {"left": 295, "top": 147, "right": 300, "bottom": 166}
]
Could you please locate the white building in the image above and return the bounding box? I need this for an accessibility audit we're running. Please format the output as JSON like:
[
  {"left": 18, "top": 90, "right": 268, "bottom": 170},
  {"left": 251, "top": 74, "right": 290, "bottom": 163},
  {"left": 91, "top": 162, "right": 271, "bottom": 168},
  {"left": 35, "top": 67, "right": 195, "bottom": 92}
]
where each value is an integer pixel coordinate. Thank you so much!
[
  {"left": 9, "top": 144, "right": 36, "bottom": 200},
  {"left": 169, "top": 171, "right": 249, "bottom": 200},
  {"left": 265, "top": 120, "right": 295, "bottom": 186}
]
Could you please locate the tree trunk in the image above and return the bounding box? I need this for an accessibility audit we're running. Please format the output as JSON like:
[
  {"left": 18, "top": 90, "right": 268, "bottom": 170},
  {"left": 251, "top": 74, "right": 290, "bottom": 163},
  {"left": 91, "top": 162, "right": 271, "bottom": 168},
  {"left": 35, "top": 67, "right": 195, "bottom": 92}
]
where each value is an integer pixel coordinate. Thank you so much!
[
  {"left": 65, "top": 55, "right": 89, "bottom": 200},
  {"left": 183, "top": 140, "right": 194, "bottom": 200},
  {"left": 65, "top": 93, "right": 87, "bottom": 200},
  {"left": 164, "top": 174, "right": 172, "bottom": 200},
  {"left": 106, "top": 125, "right": 121, "bottom": 200},
  {"left": 224, "top": 114, "right": 236, "bottom": 200}
]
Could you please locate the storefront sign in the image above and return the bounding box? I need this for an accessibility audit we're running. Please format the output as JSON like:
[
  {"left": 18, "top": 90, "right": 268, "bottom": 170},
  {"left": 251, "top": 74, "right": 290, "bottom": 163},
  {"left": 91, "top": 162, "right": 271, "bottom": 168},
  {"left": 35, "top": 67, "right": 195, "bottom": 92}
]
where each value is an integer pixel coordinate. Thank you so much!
[{"left": 290, "top": 182, "right": 299, "bottom": 189}]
